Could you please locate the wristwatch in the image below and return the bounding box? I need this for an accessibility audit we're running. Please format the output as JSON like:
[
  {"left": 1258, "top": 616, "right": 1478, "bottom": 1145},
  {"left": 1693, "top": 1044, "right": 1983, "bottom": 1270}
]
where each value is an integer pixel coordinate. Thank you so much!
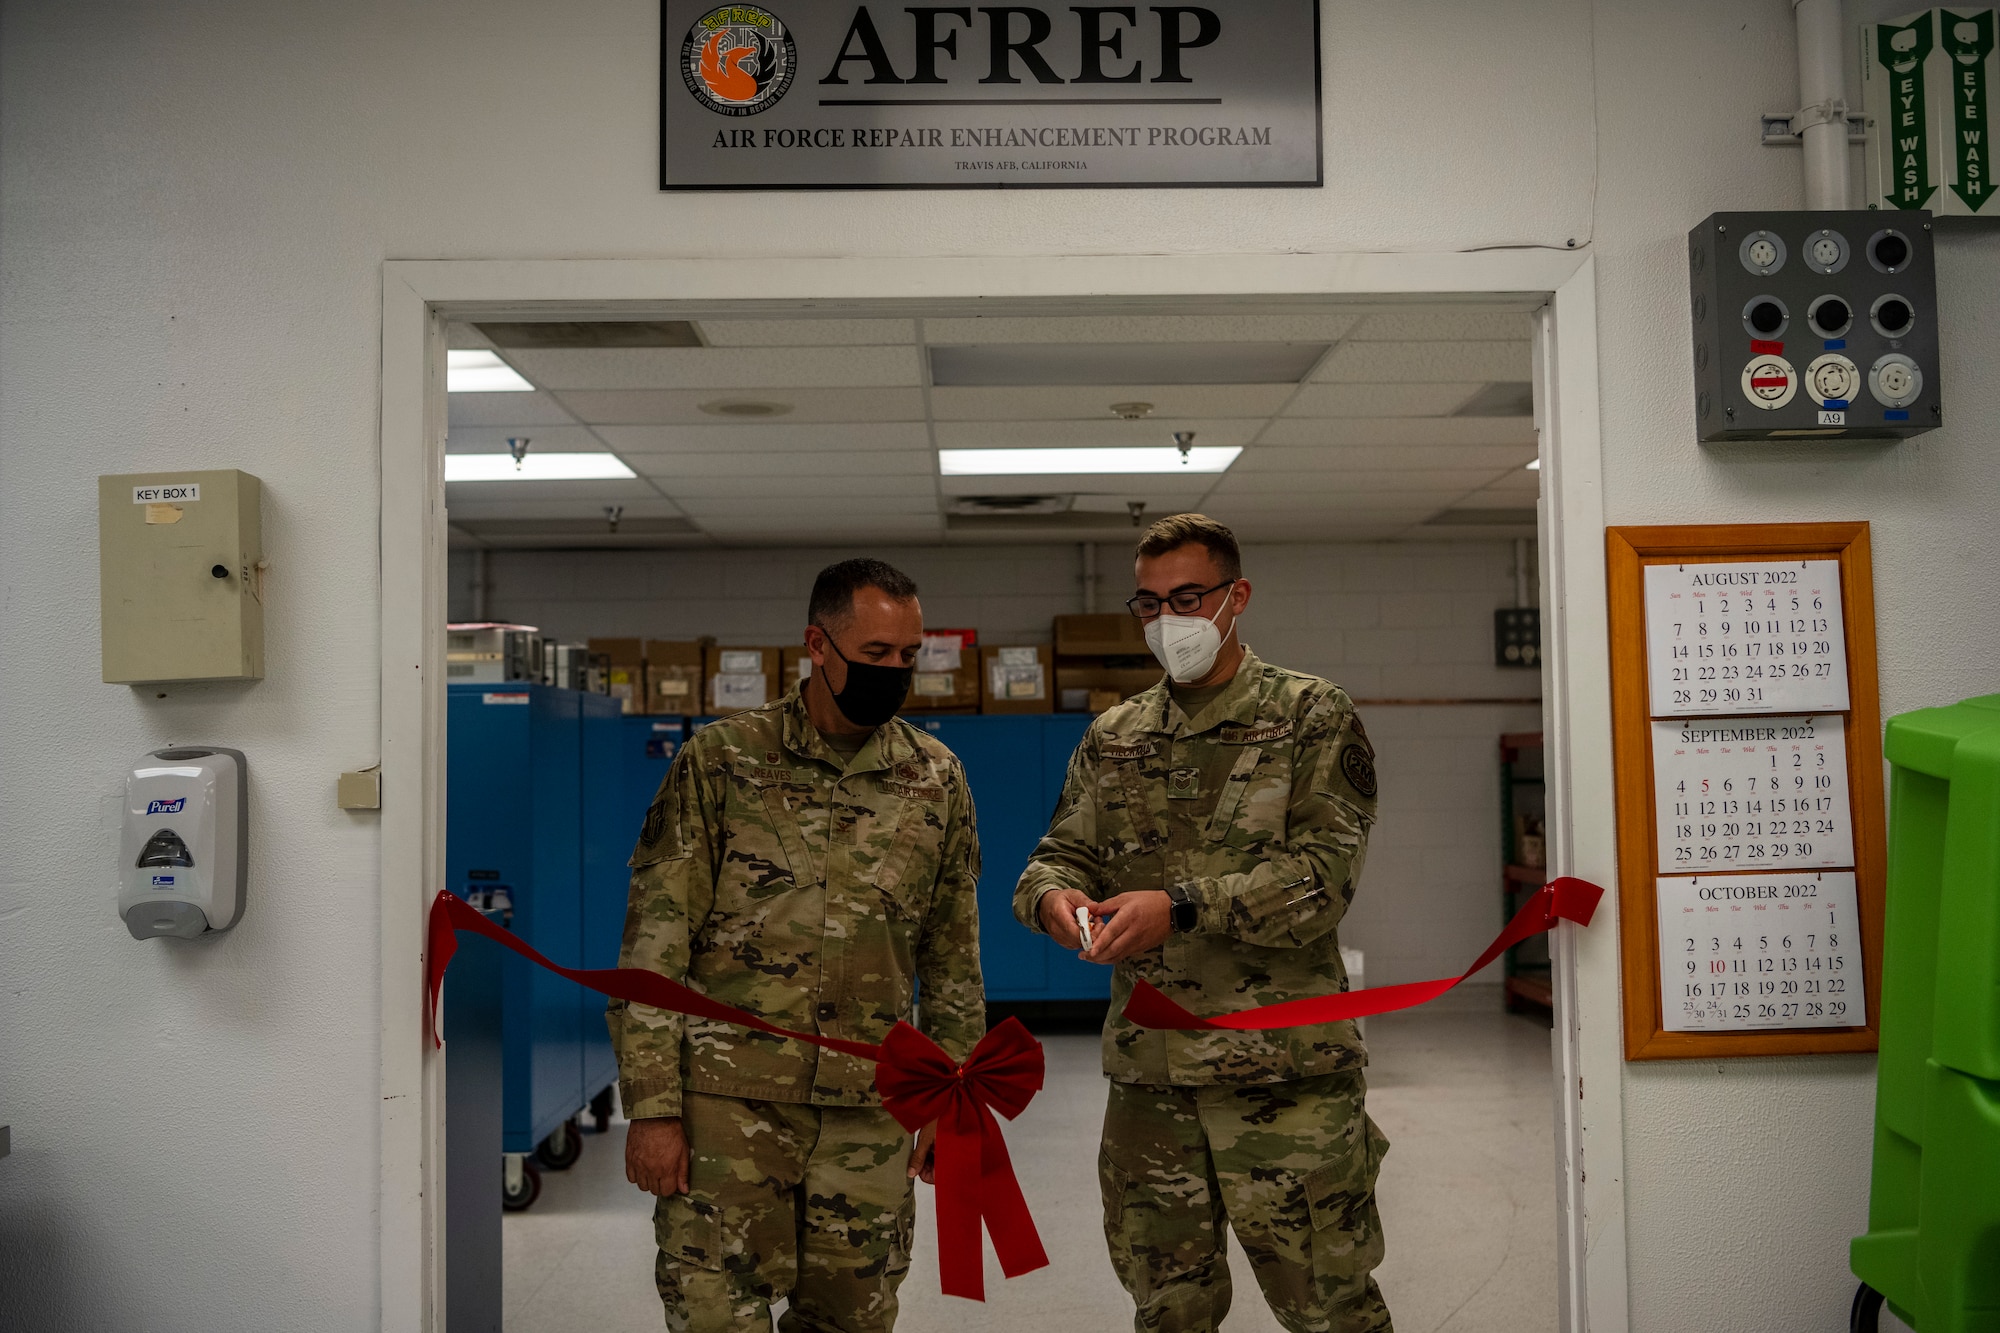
[{"left": 1165, "top": 883, "right": 1199, "bottom": 934}]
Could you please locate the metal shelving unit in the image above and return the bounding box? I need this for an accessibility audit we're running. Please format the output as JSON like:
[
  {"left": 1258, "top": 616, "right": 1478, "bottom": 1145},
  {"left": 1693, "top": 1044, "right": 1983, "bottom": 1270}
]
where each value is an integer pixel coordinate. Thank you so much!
[{"left": 1500, "top": 731, "right": 1552, "bottom": 1013}]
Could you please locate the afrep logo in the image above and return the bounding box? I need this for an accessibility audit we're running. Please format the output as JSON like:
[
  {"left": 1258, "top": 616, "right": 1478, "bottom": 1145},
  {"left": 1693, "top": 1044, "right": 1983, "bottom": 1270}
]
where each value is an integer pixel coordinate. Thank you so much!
[
  {"left": 146, "top": 798, "right": 187, "bottom": 815},
  {"left": 682, "top": 5, "right": 795, "bottom": 115}
]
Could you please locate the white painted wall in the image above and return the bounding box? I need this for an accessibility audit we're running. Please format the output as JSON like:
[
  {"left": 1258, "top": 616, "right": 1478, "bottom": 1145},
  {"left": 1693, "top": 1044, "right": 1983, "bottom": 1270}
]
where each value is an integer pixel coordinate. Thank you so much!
[
  {"left": 1, "top": 0, "right": 1992, "bottom": 1329},
  {"left": 1592, "top": 5, "right": 2000, "bottom": 1329},
  {"left": 450, "top": 539, "right": 1543, "bottom": 987}
]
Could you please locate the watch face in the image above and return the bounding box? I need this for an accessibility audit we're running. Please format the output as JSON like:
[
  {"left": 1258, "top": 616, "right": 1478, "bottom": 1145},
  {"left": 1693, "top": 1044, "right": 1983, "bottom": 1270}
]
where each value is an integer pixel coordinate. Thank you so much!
[{"left": 1171, "top": 898, "right": 1199, "bottom": 931}]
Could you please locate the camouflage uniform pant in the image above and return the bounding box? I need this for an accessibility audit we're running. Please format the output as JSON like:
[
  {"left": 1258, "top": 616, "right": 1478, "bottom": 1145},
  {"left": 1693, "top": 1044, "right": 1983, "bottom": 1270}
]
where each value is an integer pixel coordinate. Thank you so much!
[
  {"left": 653, "top": 1091, "right": 915, "bottom": 1333},
  {"left": 1099, "top": 1070, "right": 1392, "bottom": 1333}
]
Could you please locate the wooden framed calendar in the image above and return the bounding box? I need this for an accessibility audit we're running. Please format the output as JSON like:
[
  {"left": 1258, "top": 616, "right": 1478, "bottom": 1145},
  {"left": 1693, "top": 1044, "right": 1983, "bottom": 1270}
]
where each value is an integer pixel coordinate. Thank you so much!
[{"left": 1606, "top": 522, "right": 1885, "bottom": 1060}]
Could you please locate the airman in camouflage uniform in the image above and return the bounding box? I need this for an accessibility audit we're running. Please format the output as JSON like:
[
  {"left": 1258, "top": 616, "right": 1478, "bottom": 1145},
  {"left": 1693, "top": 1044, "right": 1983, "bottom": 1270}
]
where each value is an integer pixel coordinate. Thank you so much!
[
  {"left": 1016, "top": 516, "right": 1391, "bottom": 1333},
  {"left": 614, "top": 559, "right": 984, "bottom": 1333}
]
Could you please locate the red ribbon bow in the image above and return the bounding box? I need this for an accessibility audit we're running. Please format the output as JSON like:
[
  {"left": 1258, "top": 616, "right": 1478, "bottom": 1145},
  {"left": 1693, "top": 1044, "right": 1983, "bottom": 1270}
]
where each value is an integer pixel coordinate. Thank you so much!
[
  {"left": 1124, "top": 876, "right": 1604, "bottom": 1031},
  {"left": 424, "top": 891, "right": 1049, "bottom": 1301},
  {"left": 877, "top": 1019, "right": 1049, "bottom": 1301}
]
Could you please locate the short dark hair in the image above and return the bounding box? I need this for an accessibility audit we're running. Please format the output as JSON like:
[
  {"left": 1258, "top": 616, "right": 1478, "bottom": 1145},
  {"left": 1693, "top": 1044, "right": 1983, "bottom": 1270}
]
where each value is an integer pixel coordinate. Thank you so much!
[
  {"left": 809, "top": 557, "right": 920, "bottom": 628},
  {"left": 1134, "top": 513, "right": 1242, "bottom": 581}
]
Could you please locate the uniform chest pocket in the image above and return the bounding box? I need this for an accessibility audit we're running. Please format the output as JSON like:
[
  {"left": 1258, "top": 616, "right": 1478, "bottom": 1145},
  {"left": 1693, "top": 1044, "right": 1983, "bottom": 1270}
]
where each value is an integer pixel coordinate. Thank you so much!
[
  {"left": 1204, "top": 746, "right": 1292, "bottom": 851},
  {"left": 845, "top": 792, "right": 945, "bottom": 922},
  {"left": 1097, "top": 746, "right": 1165, "bottom": 857}
]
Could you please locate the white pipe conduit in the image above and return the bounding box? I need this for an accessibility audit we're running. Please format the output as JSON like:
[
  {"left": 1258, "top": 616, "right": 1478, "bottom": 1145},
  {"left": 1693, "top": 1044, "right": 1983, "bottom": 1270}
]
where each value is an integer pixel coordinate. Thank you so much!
[{"left": 1794, "top": 0, "right": 1852, "bottom": 209}]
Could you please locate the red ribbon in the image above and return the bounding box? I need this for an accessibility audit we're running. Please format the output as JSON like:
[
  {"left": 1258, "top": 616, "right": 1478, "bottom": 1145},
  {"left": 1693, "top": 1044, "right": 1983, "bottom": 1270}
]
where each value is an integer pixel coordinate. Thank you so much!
[
  {"left": 424, "top": 890, "right": 1048, "bottom": 1301},
  {"left": 1124, "top": 876, "right": 1604, "bottom": 1032}
]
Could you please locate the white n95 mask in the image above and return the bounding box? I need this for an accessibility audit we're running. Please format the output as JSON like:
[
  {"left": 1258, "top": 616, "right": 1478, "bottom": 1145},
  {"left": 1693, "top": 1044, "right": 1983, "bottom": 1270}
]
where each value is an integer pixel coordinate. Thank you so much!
[{"left": 1144, "top": 587, "right": 1237, "bottom": 683}]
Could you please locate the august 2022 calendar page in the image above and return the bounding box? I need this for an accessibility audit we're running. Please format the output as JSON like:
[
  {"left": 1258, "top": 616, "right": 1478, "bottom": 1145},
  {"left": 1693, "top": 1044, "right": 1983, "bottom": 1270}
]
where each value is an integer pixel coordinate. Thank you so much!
[{"left": 1643, "top": 559, "right": 1849, "bottom": 717}]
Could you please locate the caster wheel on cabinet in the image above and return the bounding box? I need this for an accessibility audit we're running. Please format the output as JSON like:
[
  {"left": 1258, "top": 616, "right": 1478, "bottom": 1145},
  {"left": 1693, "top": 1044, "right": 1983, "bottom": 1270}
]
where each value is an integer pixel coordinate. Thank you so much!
[
  {"left": 502, "top": 1158, "right": 542, "bottom": 1212},
  {"left": 536, "top": 1118, "right": 584, "bottom": 1170}
]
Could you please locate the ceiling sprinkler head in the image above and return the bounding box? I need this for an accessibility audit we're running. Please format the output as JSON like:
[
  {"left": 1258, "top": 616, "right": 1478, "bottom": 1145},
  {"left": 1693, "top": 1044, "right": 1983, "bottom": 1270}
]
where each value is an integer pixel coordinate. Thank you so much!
[
  {"left": 1171, "top": 431, "right": 1196, "bottom": 463},
  {"left": 1127, "top": 500, "right": 1147, "bottom": 527},
  {"left": 604, "top": 505, "right": 623, "bottom": 534},
  {"left": 1110, "top": 401, "right": 1154, "bottom": 421},
  {"left": 507, "top": 436, "right": 531, "bottom": 468}
]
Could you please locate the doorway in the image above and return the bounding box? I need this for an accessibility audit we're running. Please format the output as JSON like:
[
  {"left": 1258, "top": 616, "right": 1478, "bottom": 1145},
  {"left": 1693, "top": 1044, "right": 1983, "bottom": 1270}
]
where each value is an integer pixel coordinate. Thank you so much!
[{"left": 380, "top": 254, "right": 1620, "bottom": 1333}]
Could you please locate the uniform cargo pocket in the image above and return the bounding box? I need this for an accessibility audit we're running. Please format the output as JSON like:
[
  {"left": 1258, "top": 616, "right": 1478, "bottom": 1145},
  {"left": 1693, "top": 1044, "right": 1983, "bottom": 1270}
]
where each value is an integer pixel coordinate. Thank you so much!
[
  {"left": 655, "top": 1193, "right": 725, "bottom": 1273},
  {"left": 1099, "top": 1150, "right": 1209, "bottom": 1300},
  {"left": 1303, "top": 1115, "right": 1388, "bottom": 1295}
]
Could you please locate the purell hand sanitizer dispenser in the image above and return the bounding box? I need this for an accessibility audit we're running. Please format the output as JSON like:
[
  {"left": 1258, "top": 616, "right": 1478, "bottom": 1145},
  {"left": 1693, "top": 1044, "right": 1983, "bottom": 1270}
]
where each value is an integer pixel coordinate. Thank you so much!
[{"left": 120, "top": 748, "right": 247, "bottom": 939}]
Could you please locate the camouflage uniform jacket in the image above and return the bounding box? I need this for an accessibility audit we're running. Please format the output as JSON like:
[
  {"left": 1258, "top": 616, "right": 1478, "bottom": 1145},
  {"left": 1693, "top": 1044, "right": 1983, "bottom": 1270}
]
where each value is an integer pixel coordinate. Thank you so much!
[
  {"left": 1014, "top": 650, "right": 1378, "bottom": 1087},
  {"left": 612, "top": 687, "right": 984, "bottom": 1119}
]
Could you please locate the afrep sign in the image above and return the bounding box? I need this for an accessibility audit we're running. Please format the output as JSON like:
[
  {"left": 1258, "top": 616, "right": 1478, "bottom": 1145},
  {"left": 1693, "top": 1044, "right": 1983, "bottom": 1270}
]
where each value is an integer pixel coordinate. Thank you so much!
[{"left": 660, "top": 1, "right": 1321, "bottom": 189}]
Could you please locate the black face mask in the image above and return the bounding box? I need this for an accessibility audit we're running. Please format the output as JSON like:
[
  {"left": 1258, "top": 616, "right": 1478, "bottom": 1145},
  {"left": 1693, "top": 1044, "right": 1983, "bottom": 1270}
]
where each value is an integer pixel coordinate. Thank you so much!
[{"left": 822, "top": 634, "right": 913, "bottom": 728}]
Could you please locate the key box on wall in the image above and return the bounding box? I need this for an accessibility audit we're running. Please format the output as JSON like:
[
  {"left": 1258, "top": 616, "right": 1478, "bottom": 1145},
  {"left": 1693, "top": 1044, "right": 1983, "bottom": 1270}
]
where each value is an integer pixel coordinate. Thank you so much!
[{"left": 1687, "top": 211, "right": 1941, "bottom": 442}]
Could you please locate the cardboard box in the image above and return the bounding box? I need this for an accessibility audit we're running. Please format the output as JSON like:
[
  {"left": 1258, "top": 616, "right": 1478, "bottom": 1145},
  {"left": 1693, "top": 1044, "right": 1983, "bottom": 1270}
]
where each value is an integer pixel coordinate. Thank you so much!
[
  {"left": 643, "top": 639, "right": 706, "bottom": 715},
  {"left": 704, "top": 645, "right": 781, "bottom": 714},
  {"left": 1053, "top": 613, "right": 1150, "bottom": 658},
  {"left": 589, "top": 637, "right": 645, "bottom": 714},
  {"left": 1055, "top": 663, "right": 1162, "bottom": 711},
  {"left": 979, "top": 644, "right": 1054, "bottom": 715},
  {"left": 903, "top": 629, "right": 980, "bottom": 714},
  {"left": 780, "top": 645, "right": 811, "bottom": 695}
]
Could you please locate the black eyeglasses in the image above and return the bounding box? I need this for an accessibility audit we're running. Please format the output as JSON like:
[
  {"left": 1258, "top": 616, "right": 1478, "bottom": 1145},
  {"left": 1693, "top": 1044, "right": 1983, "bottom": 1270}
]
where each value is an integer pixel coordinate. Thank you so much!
[{"left": 1126, "top": 580, "right": 1234, "bottom": 619}]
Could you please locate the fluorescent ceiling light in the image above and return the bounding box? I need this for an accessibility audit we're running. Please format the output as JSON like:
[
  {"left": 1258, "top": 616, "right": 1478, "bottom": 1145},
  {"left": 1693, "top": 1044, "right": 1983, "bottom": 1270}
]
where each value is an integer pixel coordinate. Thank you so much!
[
  {"left": 939, "top": 446, "right": 1241, "bottom": 475},
  {"left": 447, "top": 349, "right": 534, "bottom": 393},
  {"left": 446, "top": 453, "right": 636, "bottom": 482},
  {"left": 1525, "top": 458, "right": 1541, "bottom": 470}
]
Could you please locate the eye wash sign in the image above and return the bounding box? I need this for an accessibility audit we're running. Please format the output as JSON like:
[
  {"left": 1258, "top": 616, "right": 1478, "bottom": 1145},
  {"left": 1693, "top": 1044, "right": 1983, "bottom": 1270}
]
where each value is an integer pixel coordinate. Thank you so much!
[{"left": 1864, "top": 7, "right": 1998, "bottom": 214}]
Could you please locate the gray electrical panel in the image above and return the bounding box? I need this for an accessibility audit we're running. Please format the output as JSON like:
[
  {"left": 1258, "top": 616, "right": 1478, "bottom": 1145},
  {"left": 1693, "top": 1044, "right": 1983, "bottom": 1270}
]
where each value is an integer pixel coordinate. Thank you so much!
[{"left": 1688, "top": 210, "right": 1940, "bottom": 442}]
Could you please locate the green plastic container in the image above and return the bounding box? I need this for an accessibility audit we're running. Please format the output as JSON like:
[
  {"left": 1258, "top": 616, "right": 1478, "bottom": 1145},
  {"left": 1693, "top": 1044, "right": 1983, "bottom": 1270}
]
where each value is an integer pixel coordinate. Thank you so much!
[{"left": 1850, "top": 694, "right": 2000, "bottom": 1332}]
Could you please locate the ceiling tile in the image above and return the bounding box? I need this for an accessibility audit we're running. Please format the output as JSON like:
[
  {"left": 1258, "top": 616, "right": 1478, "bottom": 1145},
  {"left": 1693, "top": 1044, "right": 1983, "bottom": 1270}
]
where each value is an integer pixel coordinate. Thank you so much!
[
  {"left": 933, "top": 418, "right": 1264, "bottom": 448},
  {"left": 635, "top": 450, "right": 935, "bottom": 478},
  {"left": 1257, "top": 417, "right": 1536, "bottom": 447},
  {"left": 1312, "top": 340, "right": 1532, "bottom": 384},
  {"left": 931, "top": 384, "right": 1293, "bottom": 421},
  {"left": 1285, "top": 383, "right": 1485, "bottom": 418},
  {"left": 674, "top": 496, "right": 939, "bottom": 517},
  {"left": 920, "top": 314, "right": 1364, "bottom": 344},
  {"left": 697, "top": 318, "right": 917, "bottom": 346},
  {"left": 444, "top": 478, "right": 661, "bottom": 505},
  {"left": 444, "top": 322, "right": 497, "bottom": 350},
  {"left": 447, "top": 391, "right": 579, "bottom": 428},
  {"left": 601, "top": 422, "right": 932, "bottom": 454},
  {"left": 939, "top": 474, "right": 1214, "bottom": 499},
  {"left": 1235, "top": 444, "right": 1537, "bottom": 472},
  {"left": 505, "top": 345, "right": 923, "bottom": 391},
  {"left": 1200, "top": 492, "right": 1460, "bottom": 512},
  {"left": 1342, "top": 308, "right": 1537, "bottom": 341},
  {"left": 445, "top": 496, "right": 685, "bottom": 521},
  {"left": 1210, "top": 469, "right": 1500, "bottom": 494},
  {"left": 1470, "top": 467, "right": 1544, "bottom": 495},
  {"left": 663, "top": 474, "right": 937, "bottom": 500},
  {"left": 556, "top": 387, "right": 928, "bottom": 425},
  {"left": 930, "top": 342, "right": 1327, "bottom": 386},
  {"left": 446, "top": 425, "right": 606, "bottom": 454}
]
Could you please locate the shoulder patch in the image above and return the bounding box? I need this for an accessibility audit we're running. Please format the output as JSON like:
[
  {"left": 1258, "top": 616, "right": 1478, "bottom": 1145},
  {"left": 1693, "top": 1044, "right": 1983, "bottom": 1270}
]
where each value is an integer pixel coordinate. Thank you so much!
[
  {"left": 639, "top": 796, "right": 667, "bottom": 849},
  {"left": 1339, "top": 743, "right": 1378, "bottom": 799},
  {"left": 1219, "top": 720, "right": 1293, "bottom": 745}
]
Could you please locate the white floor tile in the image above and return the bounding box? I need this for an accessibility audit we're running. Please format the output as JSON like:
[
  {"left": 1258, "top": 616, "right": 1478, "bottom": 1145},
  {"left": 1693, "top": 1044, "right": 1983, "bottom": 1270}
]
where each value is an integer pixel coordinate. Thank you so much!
[{"left": 500, "top": 1006, "right": 1558, "bottom": 1332}]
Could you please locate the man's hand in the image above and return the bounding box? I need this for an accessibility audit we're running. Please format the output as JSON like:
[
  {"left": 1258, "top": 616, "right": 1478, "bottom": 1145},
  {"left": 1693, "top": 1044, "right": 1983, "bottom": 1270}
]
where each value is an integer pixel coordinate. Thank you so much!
[
  {"left": 1084, "top": 891, "right": 1175, "bottom": 964},
  {"left": 1037, "top": 887, "right": 1096, "bottom": 950},
  {"left": 907, "top": 1121, "right": 938, "bottom": 1183},
  {"left": 626, "top": 1115, "right": 690, "bottom": 1197}
]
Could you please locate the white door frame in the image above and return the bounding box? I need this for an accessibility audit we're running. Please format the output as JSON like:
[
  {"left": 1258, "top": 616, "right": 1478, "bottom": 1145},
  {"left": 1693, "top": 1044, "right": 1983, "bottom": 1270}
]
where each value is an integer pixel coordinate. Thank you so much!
[{"left": 377, "top": 251, "right": 1627, "bottom": 1332}]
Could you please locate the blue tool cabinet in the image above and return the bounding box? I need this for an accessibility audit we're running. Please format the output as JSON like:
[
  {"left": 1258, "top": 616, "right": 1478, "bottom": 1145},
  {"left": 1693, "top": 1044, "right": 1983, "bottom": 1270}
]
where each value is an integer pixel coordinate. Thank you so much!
[
  {"left": 446, "top": 684, "right": 594, "bottom": 1156},
  {"left": 915, "top": 713, "right": 1107, "bottom": 1003}
]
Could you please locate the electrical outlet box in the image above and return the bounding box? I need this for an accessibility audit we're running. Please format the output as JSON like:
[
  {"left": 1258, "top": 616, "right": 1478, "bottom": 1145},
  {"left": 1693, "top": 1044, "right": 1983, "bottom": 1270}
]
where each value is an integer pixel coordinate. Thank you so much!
[
  {"left": 1688, "top": 210, "right": 1941, "bottom": 441},
  {"left": 1494, "top": 607, "right": 1541, "bottom": 668},
  {"left": 99, "top": 469, "right": 264, "bottom": 684}
]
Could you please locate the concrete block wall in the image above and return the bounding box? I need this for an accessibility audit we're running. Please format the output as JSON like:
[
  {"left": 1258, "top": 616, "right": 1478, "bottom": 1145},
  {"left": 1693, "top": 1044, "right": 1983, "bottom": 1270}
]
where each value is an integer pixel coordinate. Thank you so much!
[{"left": 450, "top": 538, "right": 1543, "bottom": 984}]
